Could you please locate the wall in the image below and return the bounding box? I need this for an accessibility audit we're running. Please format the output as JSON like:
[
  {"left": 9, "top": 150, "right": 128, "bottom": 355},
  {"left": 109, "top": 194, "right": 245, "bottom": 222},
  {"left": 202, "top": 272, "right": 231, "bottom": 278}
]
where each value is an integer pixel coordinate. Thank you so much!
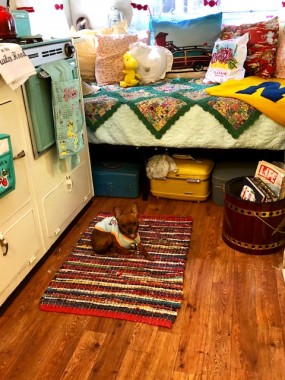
[
  {"left": 68, "top": 0, "right": 133, "bottom": 30},
  {"left": 7, "top": 0, "right": 133, "bottom": 35},
  {"left": 9, "top": 0, "right": 71, "bottom": 38}
]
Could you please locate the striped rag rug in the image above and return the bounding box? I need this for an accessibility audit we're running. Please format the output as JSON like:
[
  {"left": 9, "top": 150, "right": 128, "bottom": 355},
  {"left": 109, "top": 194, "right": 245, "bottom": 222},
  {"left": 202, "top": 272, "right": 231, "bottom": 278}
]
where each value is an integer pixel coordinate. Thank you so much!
[{"left": 39, "top": 212, "right": 193, "bottom": 328}]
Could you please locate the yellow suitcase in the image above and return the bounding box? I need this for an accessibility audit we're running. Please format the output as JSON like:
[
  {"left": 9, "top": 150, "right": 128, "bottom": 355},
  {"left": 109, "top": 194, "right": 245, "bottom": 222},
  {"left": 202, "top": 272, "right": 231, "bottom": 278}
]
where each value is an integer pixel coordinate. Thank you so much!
[{"left": 150, "top": 157, "right": 214, "bottom": 201}]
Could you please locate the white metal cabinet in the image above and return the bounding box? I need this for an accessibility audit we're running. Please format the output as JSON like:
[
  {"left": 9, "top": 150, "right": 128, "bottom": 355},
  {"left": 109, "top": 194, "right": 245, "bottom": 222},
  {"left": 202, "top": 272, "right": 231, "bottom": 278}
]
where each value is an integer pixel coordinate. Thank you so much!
[
  {"left": 30, "top": 146, "right": 93, "bottom": 251},
  {"left": 21, "top": 54, "right": 94, "bottom": 250},
  {"left": 43, "top": 160, "right": 91, "bottom": 237},
  {"left": 0, "top": 72, "right": 94, "bottom": 306},
  {"left": 0, "top": 79, "right": 44, "bottom": 306},
  {"left": 0, "top": 209, "right": 41, "bottom": 304}
]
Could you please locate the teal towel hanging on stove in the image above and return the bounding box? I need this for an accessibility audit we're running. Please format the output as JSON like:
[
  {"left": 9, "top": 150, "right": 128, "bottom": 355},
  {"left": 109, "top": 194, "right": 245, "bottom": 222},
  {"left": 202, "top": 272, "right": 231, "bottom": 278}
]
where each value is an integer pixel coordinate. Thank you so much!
[{"left": 40, "top": 59, "right": 84, "bottom": 168}]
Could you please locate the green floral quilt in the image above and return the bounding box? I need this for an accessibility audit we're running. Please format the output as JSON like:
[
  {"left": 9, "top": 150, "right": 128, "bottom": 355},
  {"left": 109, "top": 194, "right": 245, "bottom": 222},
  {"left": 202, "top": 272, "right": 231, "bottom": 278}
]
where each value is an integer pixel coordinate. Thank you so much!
[{"left": 84, "top": 78, "right": 261, "bottom": 139}]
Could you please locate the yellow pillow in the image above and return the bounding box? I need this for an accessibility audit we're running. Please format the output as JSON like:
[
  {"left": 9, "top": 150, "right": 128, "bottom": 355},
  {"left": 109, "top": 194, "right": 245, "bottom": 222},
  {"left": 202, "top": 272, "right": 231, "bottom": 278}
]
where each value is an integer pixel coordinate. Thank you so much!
[{"left": 74, "top": 29, "right": 97, "bottom": 82}]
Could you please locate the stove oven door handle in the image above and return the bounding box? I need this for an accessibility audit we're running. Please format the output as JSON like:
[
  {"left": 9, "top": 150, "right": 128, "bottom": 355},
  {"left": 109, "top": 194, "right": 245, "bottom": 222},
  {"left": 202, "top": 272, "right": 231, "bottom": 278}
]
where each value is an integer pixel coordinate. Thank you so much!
[
  {"left": 0, "top": 233, "right": 8, "bottom": 256},
  {"left": 38, "top": 70, "right": 50, "bottom": 79},
  {"left": 13, "top": 150, "right": 26, "bottom": 160}
]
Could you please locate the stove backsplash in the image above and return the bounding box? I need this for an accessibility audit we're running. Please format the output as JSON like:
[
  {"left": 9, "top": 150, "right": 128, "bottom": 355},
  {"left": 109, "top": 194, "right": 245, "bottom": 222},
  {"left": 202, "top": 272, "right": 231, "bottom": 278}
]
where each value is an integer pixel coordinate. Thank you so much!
[{"left": 9, "top": 0, "right": 72, "bottom": 40}]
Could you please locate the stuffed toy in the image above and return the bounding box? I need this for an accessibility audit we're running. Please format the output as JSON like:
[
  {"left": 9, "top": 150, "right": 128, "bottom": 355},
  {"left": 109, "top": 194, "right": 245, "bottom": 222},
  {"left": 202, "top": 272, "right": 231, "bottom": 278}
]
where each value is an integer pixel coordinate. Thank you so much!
[{"left": 120, "top": 52, "right": 141, "bottom": 88}]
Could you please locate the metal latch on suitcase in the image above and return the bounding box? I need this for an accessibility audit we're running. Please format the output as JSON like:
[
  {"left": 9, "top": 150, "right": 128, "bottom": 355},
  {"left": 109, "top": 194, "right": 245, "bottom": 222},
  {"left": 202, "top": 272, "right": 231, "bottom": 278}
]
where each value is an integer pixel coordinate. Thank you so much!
[{"left": 186, "top": 178, "right": 201, "bottom": 183}]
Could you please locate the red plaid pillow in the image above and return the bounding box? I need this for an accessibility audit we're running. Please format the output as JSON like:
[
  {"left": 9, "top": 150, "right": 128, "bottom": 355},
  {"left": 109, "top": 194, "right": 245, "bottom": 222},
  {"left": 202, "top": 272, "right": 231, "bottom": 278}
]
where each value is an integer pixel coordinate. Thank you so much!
[{"left": 220, "top": 17, "right": 279, "bottom": 78}]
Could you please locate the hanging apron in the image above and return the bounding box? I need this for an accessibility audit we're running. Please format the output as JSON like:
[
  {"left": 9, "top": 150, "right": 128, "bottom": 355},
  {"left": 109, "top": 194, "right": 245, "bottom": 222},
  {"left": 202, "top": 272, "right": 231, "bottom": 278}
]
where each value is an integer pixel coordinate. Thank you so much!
[{"left": 41, "top": 59, "right": 84, "bottom": 168}]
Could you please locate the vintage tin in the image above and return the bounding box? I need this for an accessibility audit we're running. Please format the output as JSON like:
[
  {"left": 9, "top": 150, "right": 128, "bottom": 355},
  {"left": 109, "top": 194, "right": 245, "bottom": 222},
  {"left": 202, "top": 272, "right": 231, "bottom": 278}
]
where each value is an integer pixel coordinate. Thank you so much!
[{"left": 223, "top": 177, "right": 285, "bottom": 254}]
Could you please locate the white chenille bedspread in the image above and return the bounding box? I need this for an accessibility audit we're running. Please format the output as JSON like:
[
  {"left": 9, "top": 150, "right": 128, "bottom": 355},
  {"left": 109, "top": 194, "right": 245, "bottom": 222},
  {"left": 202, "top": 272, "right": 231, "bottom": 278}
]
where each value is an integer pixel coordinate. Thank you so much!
[{"left": 87, "top": 104, "right": 285, "bottom": 150}]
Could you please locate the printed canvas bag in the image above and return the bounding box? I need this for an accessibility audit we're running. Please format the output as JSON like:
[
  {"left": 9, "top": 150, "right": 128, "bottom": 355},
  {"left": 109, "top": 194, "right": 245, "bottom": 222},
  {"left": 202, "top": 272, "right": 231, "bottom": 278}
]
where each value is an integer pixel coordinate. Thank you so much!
[
  {"left": 52, "top": 78, "right": 84, "bottom": 162},
  {"left": 0, "top": 134, "right": 16, "bottom": 198},
  {"left": 41, "top": 60, "right": 84, "bottom": 167}
]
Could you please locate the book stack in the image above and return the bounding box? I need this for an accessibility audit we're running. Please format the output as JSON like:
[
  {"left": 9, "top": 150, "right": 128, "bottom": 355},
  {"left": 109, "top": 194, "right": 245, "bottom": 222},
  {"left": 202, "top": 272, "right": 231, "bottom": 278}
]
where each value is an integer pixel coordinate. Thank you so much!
[
  {"left": 240, "top": 161, "right": 285, "bottom": 203},
  {"left": 240, "top": 176, "right": 278, "bottom": 203},
  {"left": 255, "top": 160, "right": 285, "bottom": 200}
]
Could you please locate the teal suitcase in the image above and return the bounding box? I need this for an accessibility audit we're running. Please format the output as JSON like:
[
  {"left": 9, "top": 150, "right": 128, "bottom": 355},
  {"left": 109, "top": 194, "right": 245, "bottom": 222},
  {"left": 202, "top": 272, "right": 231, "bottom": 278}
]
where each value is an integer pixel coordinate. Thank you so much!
[{"left": 91, "top": 161, "right": 140, "bottom": 198}]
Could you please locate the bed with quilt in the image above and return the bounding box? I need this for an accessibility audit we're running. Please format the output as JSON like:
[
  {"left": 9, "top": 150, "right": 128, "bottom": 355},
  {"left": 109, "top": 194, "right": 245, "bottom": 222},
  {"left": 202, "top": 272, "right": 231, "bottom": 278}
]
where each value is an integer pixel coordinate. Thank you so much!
[
  {"left": 79, "top": 14, "right": 285, "bottom": 153},
  {"left": 84, "top": 76, "right": 285, "bottom": 151}
]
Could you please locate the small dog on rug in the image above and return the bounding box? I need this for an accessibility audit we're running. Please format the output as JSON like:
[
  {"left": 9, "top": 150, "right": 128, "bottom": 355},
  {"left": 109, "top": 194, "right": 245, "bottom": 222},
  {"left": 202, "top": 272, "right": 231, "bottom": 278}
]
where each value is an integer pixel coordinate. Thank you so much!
[{"left": 91, "top": 203, "right": 153, "bottom": 260}]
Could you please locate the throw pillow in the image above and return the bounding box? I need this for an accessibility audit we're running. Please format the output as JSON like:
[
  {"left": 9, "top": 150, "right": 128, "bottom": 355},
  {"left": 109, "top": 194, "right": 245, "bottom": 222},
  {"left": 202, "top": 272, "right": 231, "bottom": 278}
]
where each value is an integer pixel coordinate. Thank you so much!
[
  {"left": 204, "top": 33, "right": 249, "bottom": 84},
  {"left": 220, "top": 16, "right": 279, "bottom": 78},
  {"left": 95, "top": 34, "right": 138, "bottom": 86},
  {"left": 129, "top": 42, "right": 173, "bottom": 84},
  {"left": 150, "top": 13, "right": 222, "bottom": 77},
  {"left": 99, "top": 19, "right": 129, "bottom": 35},
  {"left": 275, "top": 21, "right": 285, "bottom": 79},
  {"left": 74, "top": 29, "right": 97, "bottom": 82}
]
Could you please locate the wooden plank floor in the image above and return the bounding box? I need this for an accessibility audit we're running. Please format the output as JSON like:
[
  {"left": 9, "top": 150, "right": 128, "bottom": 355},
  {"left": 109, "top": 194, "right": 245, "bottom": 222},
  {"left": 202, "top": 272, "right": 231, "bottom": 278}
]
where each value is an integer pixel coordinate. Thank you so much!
[{"left": 0, "top": 195, "right": 285, "bottom": 380}]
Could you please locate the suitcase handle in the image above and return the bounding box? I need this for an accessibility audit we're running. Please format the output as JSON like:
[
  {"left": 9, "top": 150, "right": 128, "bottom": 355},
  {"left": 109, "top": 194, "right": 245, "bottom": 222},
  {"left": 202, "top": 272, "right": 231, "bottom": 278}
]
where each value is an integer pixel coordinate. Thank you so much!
[
  {"left": 101, "top": 162, "right": 122, "bottom": 169},
  {"left": 187, "top": 178, "right": 201, "bottom": 183},
  {"left": 172, "top": 154, "right": 202, "bottom": 163}
]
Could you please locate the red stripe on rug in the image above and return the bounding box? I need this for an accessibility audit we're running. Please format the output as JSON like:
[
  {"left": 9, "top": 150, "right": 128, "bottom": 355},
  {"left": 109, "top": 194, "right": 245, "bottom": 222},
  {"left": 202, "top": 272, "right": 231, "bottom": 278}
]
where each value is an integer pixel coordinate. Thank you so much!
[{"left": 39, "top": 304, "right": 173, "bottom": 328}]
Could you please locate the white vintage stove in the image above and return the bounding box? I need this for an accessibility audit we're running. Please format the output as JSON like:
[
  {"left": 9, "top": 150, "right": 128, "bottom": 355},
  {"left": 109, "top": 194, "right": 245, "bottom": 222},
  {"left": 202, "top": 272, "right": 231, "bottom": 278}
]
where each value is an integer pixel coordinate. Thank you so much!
[{"left": 0, "top": 36, "right": 94, "bottom": 307}]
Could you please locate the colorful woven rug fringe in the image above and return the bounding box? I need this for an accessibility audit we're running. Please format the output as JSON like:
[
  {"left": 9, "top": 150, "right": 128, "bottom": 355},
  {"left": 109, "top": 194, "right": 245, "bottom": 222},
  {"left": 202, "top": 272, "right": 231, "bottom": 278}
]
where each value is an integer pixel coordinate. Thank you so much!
[{"left": 39, "top": 212, "right": 193, "bottom": 328}]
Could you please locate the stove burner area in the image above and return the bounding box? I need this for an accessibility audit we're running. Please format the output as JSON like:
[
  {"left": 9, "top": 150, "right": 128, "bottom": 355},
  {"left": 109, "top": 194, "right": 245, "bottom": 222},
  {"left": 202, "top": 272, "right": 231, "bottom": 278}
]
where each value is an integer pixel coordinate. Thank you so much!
[
  {"left": 0, "top": 38, "right": 75, "bottom": 67},
  {"left": 0, "top": 35, "right": 43, "bottom": 45}
]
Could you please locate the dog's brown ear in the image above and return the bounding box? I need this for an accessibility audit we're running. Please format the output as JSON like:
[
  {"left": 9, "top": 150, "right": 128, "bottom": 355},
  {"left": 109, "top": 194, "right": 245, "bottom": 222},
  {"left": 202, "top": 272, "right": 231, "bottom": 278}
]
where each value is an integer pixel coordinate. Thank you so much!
[
  {"left": 114, "top": 207, "right": 122, "bottom": 219},
  {"left": 130, "top": 203, "right": 139, "bottom": 217}
]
